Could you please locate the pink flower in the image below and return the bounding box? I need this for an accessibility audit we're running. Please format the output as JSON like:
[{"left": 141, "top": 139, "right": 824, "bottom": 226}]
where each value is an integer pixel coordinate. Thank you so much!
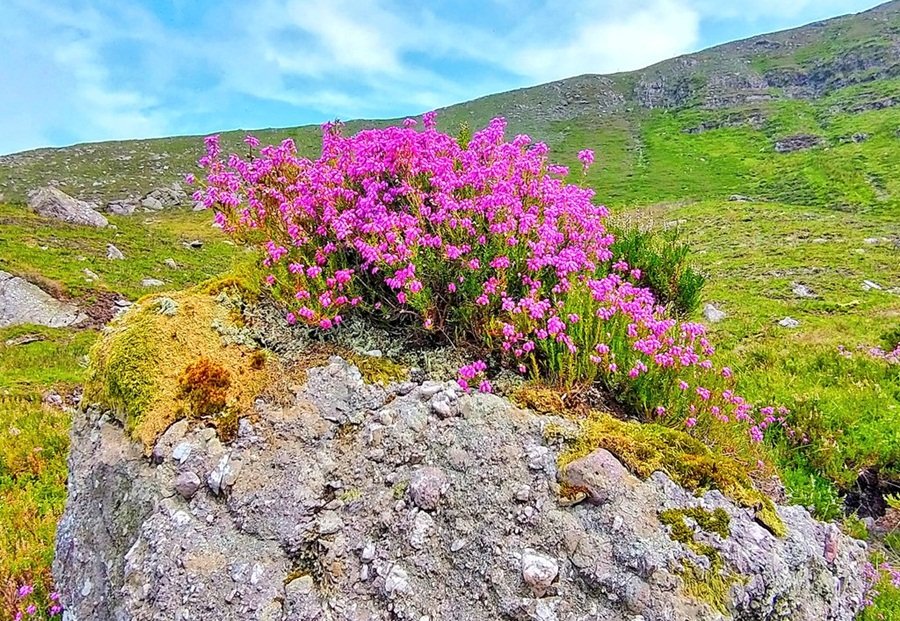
[
  {"left": 685, "top": 417, "right": 697, "bottom": 428},
  {"left": 26, "top": 605, "right": 36, "bottom": 616},
  {"left": 577, "top": 148, "right": 595, "bottom": 172},
  {"left": 17, "top": 585, "right": 33, "bottom": 599}
]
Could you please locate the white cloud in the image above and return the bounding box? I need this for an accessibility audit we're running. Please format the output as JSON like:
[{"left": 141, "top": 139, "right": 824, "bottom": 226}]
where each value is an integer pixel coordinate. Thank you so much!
[
  {"left": 512, "top": 0, "right": 701, "bottom": 81},
  {"left": 0, "top": 0, "right": 171, "bottom": 152}
]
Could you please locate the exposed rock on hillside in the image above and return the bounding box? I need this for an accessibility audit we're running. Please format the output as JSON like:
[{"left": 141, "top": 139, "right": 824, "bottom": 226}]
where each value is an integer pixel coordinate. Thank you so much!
[
  {"left": 774, "top": 134, "right": 823, "bottom": 153},
  {"left": 55, "top": 354, "right": 869, "bottom": 620},
  {"left": 0, "top": 270, "right": 87, "bottom": 328},
  {"left": 27, "top": 186, "right": 108, "bottom": 227}
]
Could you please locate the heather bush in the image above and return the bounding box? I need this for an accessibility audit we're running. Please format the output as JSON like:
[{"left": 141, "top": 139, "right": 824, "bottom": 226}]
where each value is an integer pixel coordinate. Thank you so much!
[{"left": 195, "top": 113, "right": 780, "bottom": 443}]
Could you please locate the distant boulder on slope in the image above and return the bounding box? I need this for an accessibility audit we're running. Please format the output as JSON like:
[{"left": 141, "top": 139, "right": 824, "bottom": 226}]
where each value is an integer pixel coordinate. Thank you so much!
[{"left": 27, "top": 186, "right": 108, "bottom": 227}]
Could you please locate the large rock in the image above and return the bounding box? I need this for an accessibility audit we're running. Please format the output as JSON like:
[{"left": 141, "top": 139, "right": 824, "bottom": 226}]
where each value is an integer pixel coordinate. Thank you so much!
[
  {"left": 55, "top": 357, "right": 869, "bottom": 621},
  {"left": 27, "top": 186, "right": 108, "bottom": 227},
  {"left": 0, "top": 270, "right": 86, "bottom": 328}
]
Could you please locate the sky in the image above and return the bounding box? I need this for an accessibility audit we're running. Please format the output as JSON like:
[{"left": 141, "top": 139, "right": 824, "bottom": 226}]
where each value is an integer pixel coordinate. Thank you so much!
[{"left": 0, "top": 0, "right": 887, "bottom": 155}]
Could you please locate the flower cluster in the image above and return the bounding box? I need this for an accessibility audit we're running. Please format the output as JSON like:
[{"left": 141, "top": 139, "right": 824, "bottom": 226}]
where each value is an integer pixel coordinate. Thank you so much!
[
  {"left": 862, "top": 561, "right": 900, "bottom": 608},
  {"left": 12, "top": 584, "right": 61, "bottom": 620},
  {"left": 838, "top": 343, "right": 900, "bottom": 365},
  {"left": 195, "top": 113, "right": 781, "bottom": 441}
]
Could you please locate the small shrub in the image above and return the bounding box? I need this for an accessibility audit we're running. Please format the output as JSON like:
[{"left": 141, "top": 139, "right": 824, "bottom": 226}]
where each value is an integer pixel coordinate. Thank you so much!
[{"left": 178, "top": 357, "right": 231, "bottom": 419}]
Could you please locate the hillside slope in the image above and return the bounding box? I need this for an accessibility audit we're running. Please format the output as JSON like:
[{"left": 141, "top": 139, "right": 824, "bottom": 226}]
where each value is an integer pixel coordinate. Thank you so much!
[{"left": 1, "top": 1, "right": 898, "bottom": 212}]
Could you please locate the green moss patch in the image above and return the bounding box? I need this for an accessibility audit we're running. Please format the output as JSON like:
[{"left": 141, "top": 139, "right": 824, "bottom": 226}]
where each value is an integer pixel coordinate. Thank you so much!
[
  {"left": 554, "top": 411, "right": 786, "bottom": 536},
  {"left": 83, "top": 283, "right": 278, "bottom": 450},
  {"left": 659, "top": 507, "right": 742, "bottom": 614}
]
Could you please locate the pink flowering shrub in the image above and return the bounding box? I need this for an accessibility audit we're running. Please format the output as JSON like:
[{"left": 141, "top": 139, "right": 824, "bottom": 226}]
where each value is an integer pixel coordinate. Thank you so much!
[
  {"left": 195, "top": 113, "right": 781, "bottom": 442},
  {"left": 10, "top": 584, "right": 61, "bottom": 620}
]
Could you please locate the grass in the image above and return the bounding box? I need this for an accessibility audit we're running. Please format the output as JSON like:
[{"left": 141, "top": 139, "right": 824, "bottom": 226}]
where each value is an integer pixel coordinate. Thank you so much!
[
  {"left": 620, "top": 200, "right": 900, "bottom": 505},
  {"left": 0, "top": 324, "right": 95, "bottom": 614},
  {"left": 0, "top": 204, "right": 238, "bottom": 301}
]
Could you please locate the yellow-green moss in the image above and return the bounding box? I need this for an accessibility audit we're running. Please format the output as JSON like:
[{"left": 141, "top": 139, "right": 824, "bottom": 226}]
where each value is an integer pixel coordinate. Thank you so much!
[
  {"left": 555, "top": 411, "right": 786, "bottom": 536},
  {"left": 345, "top": 352, "right": 409, "bottom": 386},
  {"left": 83, "top": 282, "right": 278, "bottom": 451},
  {"left": 659, "top": 507, "right": 742, "bottom": 615}
]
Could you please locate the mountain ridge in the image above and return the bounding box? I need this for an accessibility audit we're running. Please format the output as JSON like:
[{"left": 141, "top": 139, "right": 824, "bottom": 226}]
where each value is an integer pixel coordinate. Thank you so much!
[{"left": 1, "top": 1, "right": 898, "bottom": 210}]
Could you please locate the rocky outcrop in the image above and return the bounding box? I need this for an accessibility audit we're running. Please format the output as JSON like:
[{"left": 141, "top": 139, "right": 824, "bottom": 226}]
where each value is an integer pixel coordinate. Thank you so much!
[
  {"left": 27, "top": 186, "right": 108, "bottom": 227},
  {"left": 55, "top": 357, "right": 869, "bottom": 621},
  {"left": 0, "top": 270, "right": 87, "bottom": 328},
  {"left": 774, "top": 134, "right": 823, "bottom": 153}
]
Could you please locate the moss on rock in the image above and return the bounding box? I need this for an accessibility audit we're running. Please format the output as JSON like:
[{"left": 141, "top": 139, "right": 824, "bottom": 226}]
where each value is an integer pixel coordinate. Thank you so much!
[
  {"left": 84, "top": 282, "right": 277, "bottom": 451},
  {"left": 659, "top": 507, "right": 743, "bottom": 614},
  {"left": 553, "top": 411, "right": 786, "bottom": 536}
]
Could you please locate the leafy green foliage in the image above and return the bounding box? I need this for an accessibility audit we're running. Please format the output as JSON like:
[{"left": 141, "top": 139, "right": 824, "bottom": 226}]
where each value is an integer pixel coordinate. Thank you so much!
[{"left": 606, "top": 224, "right": 706, "bottom": 315}]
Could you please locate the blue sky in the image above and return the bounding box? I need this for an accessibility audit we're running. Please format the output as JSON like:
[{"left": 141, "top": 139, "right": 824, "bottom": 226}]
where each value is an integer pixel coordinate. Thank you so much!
[{"left": 0, "top": 0, "right": 886, "bottom": 154}]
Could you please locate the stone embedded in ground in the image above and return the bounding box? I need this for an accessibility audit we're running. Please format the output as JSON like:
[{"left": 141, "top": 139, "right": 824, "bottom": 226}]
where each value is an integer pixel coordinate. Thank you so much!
[
  {"left": 792, "top": 283, "right": 816, "bottom": 298},
  {"left": 106, "top": 199, "right": 137, "bottom": 215},
  {"left": 143, "top": 197, "right": 164, "bottom": 211},
  {"left": 54, "top": 357, "right": 870, "bottom": 621},
  {"left": 0, "top": 270, "right": 87, "bottom": 328},
  {"left": 106, "top": 243, "right": 125, "bottom": 260},
  {"left": 83, "top": 269, "right": 100, "bottom": 282},
  {"left": 862, "top": 280, "right": 882, "bottom": 291},
  {"left": 141, "top": 278, "right": 165, "bottom": 287},
  {"left": 775, "top": 134, "right": 823, "bottom": 153},
  {"left": 778, "top": 317, "right": 801, "bottom": 328},
  {"left": 27, "top": 186, "right": 108, "bottom": 227},
  {"left": 141, "top": 185, "right": 188, "bottom": 211},
  {"left": 728, "top": 194, "right": 753, "bottom": 202},
  {"left": 702, "top": 303, "right": 727, "bottom": 323},
  {"left": 163, "top": 258, "right": 178, "bottom": 269}
]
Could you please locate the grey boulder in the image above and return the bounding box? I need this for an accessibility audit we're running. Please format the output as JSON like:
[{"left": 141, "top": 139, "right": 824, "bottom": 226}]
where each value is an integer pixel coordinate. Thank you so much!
[
  {"left": 0, "top": 270, "right": 86, "bottom": 328},
  {"left": 27, "top": 186, "right": 108, "bottom": 227}
]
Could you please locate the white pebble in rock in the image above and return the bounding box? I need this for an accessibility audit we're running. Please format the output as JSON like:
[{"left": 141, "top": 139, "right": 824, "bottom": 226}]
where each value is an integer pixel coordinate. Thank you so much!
[
  {"left": 409, "top": 466, "right": 449, "bottom": 510},
  {"left": 522, "top": 552, "right": 559, "bottom": 597},
  {"left": 409, "top": 510, "right": 435, "bottom": 549},
  {"left": 317, "top": 510, "right": 343, "bottom": 535},
  {"left": 418, "top": 381, "right": 443, "bottom": 399},
  {"left": 383, "top": 565, "right": 410, "bottom": 597},
  {"left": 431, "top": 395, "right": 456, "bottom": 418},
  {"left": 361, "top": 541, "right": 376, "bottom": 562},
  {"left": 515, "top": 484, "right": 532, "bottom": 502},
  {"left": 174, "top": 471, "right": 201, "bottom": 499},
  {"left": 171, "top": 442, "right": 192, "bottom": 464}
]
